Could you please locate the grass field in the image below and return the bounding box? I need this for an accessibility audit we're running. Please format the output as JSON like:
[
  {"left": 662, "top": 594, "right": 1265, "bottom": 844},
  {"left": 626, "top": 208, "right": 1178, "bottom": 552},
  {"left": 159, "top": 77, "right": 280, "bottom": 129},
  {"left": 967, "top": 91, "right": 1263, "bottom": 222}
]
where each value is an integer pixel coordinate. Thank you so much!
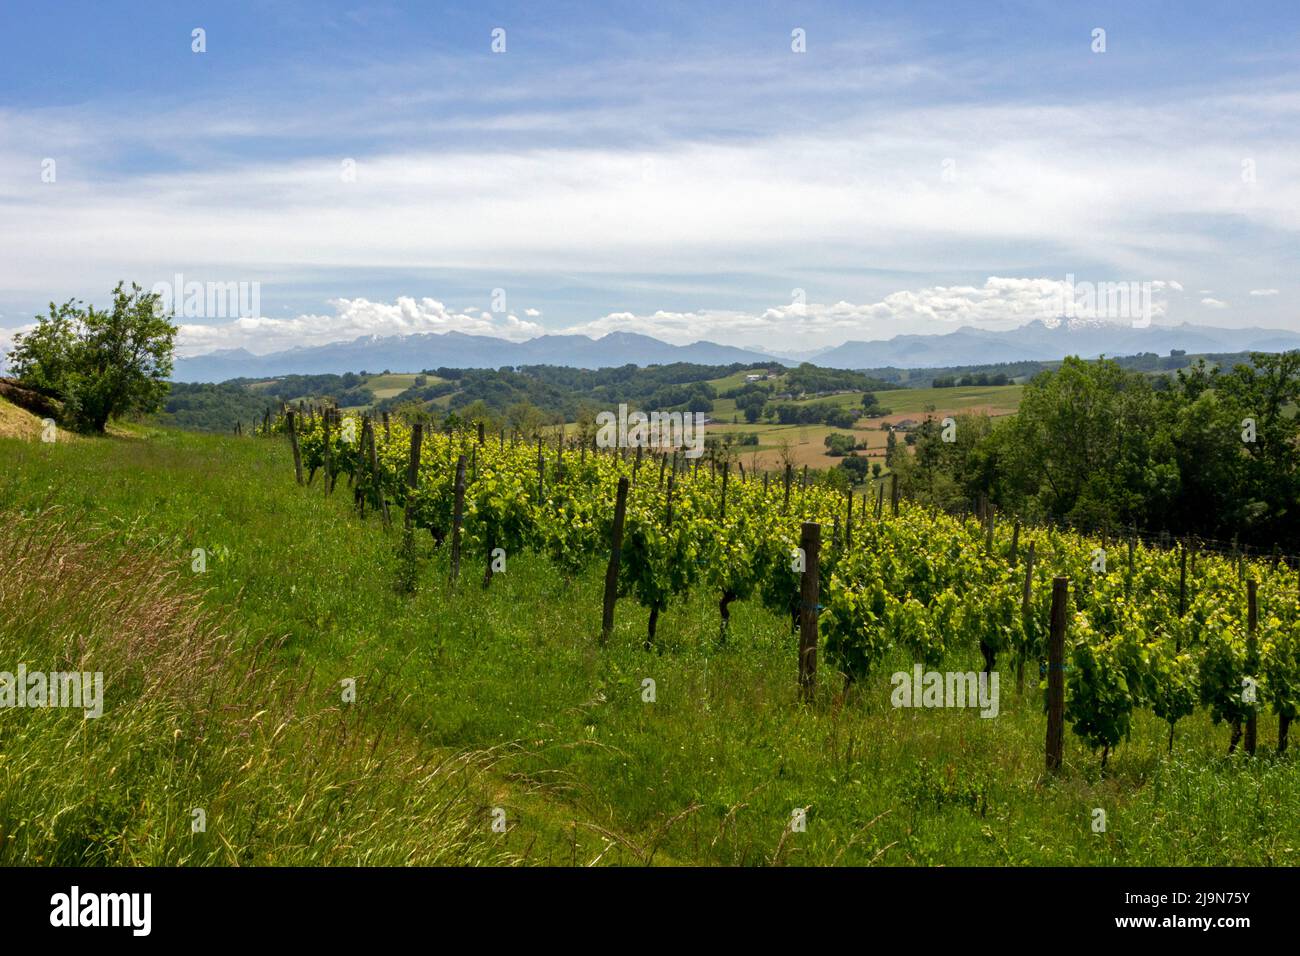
[
  {"left": 2, "top": 425, "right": 1298, "bottom": 866},
  {"left": 364, "top": 372, "right": 425, "bottom": 401},
  {"left": 707, "top": 383, "right": 1024, "bottom": 471}
]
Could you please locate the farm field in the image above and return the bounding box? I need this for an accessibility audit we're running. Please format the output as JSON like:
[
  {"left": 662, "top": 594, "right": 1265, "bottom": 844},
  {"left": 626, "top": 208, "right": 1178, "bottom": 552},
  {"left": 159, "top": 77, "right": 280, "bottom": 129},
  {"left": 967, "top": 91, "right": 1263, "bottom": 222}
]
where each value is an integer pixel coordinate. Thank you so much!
[
  {"left": 706, "top": 383, "right": 1024, "bottom": 471},
  {"left": 363, "top": 372, "right": 424, "bottom": 401},
  {"left": 3, "top": 424, "right": 1297, "bottom": 866}
]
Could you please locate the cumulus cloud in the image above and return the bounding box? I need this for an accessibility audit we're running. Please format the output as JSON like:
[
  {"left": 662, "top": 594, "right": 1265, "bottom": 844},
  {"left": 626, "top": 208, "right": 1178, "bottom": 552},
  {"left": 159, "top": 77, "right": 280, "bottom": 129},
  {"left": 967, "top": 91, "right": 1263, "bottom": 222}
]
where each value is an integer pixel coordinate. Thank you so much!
[
  {"left": 1201, "top": 297, "right": 1228, "bottom": 308},
  {"left": 175, "top": 296, "right": 544, "bottom": 356},
  {"left": 559, "top": 277, "right": 1184, "bottom": 348},
  {"left": 1249, "top": 288, "right": 1280, "bottom": 296},
  {"left": 0, "top": 276, "right": 1197, "bottom": 358}
]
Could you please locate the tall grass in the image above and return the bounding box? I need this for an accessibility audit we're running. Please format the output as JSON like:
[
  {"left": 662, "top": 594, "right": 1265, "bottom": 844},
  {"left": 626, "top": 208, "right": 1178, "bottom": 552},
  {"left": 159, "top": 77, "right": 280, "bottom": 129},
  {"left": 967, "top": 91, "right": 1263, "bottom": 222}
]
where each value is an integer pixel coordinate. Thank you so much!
[{"left": 0, "top": 508, "right": 513, "bottom": 865}]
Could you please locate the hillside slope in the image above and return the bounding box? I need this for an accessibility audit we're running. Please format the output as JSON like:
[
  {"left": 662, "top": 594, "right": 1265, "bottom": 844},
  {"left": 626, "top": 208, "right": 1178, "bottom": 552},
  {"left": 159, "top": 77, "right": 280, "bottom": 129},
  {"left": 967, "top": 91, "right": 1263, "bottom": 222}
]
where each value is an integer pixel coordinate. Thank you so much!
[
  {"left": 0, "top": 396, "right": 41, "bottom": 440},
  {"left": 1, "top": 428, "right": 1297, "bottom": 866}
]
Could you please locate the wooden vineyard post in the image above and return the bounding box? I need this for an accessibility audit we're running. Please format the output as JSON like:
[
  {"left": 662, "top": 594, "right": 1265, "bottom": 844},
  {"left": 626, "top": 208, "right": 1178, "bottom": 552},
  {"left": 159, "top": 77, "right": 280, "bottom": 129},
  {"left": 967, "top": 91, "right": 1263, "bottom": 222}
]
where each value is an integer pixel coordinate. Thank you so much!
[
  {"left": 798, "top": 522, "right": 820, "bottom": 703},
  {"left": 719, "top": 463, "right": 728, "bottom": 521},
  {"left": 844, "top": 486, "right": 853, "bottom": 552},
  {"left": 355, "top": 419, "right": 369, "bottom": 518},
  {"left": 1246, "top": 579, "right": 1258, "bottom": 756},
  {"left": 287, "top": 411, "right": 304, "bottom": 486},
  {"left": 890, "top": 473, "right": 899, "bottom": 517},
  {"left": 658, "top": 451, "right": 667, "bottom": 490},
  {"left": 875, "top": 481, "right": 884, "bottom": 519},
  {"left": 367, "top": 421, "right": 391, "bottom": 529},
  {"left": 382, "top": 411, "right": 390, "bottom": 442},
  {"left": 1125, "top": 531, "right": 1135, "bottom": 598},
  {"left": 477, "top": 421, "right": 485, "bottom": 446},
  {"left": 600, "top": 477, "right": 630, "bottom": 646},
  {"left": 322, "top": 411, "right": 334, "bottom": 495},
  {"left": 404, "top": 424, "right": 423, "bottom": 529},
  {"left": 536, "top": 438, "right": 545, "bottom": 501},
  {"left": 1177, "top": 540, "right": 1188, "bottom": 648},
  {"left": 396, "top": 423, "right": 423, "bottom": 592},
  {"left": 450, "top": 455, "right": 466, "bottom": 586},
  {"left": 1045, "top": 576, "right": 1069, "bottom": 773},
  {"left": 1019, "top": 540, "right": 1035, "bottom": 694},
  {"left": 783, "top": 464, "right": 792, "bottom": 512},
  {"left": 1010, "top": 519, "right": 1020, "bottom": 566},
  {"left": 634, "top": 444, "right": 643, "bottom": 484}
]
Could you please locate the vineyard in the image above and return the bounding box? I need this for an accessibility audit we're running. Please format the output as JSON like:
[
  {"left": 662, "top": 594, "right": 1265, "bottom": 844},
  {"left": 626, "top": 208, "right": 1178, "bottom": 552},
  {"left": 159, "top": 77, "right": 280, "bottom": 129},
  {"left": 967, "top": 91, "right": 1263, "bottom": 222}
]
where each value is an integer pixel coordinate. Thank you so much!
[{"left": 274, "top": 407, "right": 1300, "bottom": 769}]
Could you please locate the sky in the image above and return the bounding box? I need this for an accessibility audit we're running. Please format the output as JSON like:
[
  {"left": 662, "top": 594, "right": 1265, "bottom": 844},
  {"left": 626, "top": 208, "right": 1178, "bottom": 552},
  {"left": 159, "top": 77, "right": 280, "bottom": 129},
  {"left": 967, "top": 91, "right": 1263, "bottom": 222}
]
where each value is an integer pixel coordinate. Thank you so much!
[{"left": 0, "top": 0, "right": 1297, "bottom": 358}]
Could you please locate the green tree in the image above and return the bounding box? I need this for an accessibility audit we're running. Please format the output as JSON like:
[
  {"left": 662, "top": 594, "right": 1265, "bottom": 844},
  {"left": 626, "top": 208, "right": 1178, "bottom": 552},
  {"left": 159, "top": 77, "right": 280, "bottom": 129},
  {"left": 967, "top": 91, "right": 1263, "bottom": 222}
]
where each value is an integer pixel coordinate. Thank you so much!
[
  {"left": 7, "top": 282, "right": 177, "bottom": 433},
  {"left": 506, "top": 400, "right": 547, "bottom": 440},
  {"left": 736, "top": 390, "right": 767, "bottom": 423},
  {"left": 1000, "top": 357, "right": 1163, "bottom": 528}
]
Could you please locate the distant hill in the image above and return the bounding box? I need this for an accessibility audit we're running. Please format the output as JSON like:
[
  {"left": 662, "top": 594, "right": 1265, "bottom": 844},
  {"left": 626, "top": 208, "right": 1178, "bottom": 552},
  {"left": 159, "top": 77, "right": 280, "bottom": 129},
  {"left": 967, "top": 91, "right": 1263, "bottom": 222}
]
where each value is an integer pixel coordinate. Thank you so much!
[
  {"left": 173, "top": 332, "right": 783, "bottom": 382},
  {"left": 810, "top": 320, "right": 1300, "bottom": 369},
  {"left": 172, "top": 319, "right": 1300, "bottom": 382}
]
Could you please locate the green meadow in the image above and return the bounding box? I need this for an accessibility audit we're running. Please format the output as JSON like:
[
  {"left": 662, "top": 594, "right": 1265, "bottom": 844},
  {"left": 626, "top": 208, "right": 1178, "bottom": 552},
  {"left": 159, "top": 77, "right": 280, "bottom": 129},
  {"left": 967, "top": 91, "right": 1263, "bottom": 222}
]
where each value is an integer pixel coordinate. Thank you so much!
[{"left": 1, "top": 425, "right": 1297, "bottom": 866}]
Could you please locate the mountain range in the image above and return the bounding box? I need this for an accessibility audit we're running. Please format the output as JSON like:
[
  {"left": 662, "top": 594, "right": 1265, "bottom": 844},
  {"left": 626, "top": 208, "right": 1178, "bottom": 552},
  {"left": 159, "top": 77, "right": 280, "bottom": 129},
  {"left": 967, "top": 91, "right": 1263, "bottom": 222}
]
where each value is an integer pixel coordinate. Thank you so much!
[
  {"left": 174, "top": 332, "right": 780, "bottom": 382},
  {"left": 810, "top": 320, "right": 1300, "bottom": 369},
  {"left": 172, "top": 320, "right": 1300, "bottom": 382}
]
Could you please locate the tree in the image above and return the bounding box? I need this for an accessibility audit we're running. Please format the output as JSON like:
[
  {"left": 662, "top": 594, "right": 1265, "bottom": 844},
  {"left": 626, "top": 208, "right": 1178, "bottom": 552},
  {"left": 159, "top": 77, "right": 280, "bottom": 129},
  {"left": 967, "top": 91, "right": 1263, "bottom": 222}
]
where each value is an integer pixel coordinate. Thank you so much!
[
  {"left": 736, "top": 390, "right": 767, "bottom": 423},
  {"left": 839, "top": 454, "right": 871, "bottom": 481},
  {"left": 823, "top": 432, "right": 856, "bottom": 457},
  {"left": 774, "top": 435, "right": 797, "bottom": 473},
  {"left": 506, "top": 400, "right": 547, "bottom": 440},
  {"left": 7, "top": 282, "right": 177, "bottom": 433},
  {"left": 457, "top": 399, "right": 501, "bottom": 434},
  {"left": 825, "top": 407, "right": 859, "bottom": 429},
  {"left": 1000, "top": 357, "right": 1162, "bottom": 528}
]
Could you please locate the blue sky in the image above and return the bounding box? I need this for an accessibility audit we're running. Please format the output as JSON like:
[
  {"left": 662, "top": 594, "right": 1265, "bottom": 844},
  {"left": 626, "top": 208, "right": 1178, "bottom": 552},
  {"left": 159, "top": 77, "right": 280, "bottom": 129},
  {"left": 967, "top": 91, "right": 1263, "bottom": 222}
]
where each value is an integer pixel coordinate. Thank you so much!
[{"left": 1, "top": 0, "right": 1297, "bottom": 356}]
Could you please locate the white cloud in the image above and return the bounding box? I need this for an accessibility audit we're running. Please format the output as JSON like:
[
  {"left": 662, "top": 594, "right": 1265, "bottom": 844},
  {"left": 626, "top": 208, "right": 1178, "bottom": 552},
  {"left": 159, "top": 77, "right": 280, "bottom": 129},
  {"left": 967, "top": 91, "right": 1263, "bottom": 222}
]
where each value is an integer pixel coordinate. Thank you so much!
[
  {"left": 560, "top": 276, "right": 1183, "bottom": 348},
  {"left": 1, "top": 91, "right": 1298, "bottom": 311},
  {"left": 174, "top": 296, "right": 544, "bottom": 357},
  {"left": 1249, "top": 288, "right": 1280, "bottom": 296},
  {"left": 1201, "top": 297, "right": 1228, "bottom": 308}
]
